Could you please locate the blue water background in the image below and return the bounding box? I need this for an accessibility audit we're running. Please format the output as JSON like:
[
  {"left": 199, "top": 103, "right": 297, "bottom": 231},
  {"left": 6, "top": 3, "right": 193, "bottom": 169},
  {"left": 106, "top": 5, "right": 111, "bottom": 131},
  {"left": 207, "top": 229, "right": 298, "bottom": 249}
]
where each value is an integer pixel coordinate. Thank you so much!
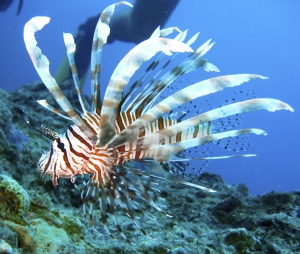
[{"left": 0, "top": 0, "right": 299, "bottom": 195}]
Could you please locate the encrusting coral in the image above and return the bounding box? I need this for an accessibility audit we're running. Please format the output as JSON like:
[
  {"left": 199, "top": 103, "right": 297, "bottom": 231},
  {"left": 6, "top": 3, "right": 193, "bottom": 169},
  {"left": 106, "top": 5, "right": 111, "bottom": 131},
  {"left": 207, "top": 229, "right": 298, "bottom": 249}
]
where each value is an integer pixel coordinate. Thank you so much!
[{"left": 0, "top": 174, "right": 30, "bottom": 223}]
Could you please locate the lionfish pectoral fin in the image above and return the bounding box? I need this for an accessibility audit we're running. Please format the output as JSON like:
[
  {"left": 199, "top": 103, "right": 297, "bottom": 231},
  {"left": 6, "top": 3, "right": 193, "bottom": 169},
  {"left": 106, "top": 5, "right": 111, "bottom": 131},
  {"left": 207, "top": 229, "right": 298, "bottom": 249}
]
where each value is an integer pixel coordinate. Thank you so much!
[
  {"left": 165, "top": 154, "right": 258, "bottom": 162},
  {"left": 121, "top": 126, "right": 266, "bottom": 160},
  {"left": 165, "top": 174, "right": 216, "bottom": 193},
  {"left": 192, "top": 154, "right": 257, "bottom": 160},
  {"left": 136, "top": 99, "right": 290, "bottom": 149},
  {"left": 169, "top": 111, "right": 187, "bottom": 121},
  {"left": 123, "top": 128, "right": 265, "bottom": 168},
  {"left": 107, "top": 74, "right": 268, "bottom": 149},
  {"left": 143, "top": 162, "right": 216, "bottom": 193}
]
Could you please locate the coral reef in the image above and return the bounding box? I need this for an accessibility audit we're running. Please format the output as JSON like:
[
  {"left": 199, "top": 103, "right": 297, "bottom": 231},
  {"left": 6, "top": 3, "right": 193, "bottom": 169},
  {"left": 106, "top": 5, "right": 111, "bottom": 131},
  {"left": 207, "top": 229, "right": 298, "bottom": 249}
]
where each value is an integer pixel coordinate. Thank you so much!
[
  {"left": 0, "top": 175, "right": 30, "bottom": 223},
  {"left": 0, "top": 85, "right": 299, "bottom": 253}
]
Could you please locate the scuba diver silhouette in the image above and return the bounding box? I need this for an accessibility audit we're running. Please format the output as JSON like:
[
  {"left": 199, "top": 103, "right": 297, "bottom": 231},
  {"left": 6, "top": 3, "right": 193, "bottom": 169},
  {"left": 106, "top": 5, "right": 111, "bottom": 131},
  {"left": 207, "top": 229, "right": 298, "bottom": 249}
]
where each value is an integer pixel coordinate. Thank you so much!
[
  {"left": 1, "top": 0, "right": 180, "bottom": 86},
  {"left": 53, "top": 0, "right": 180, "bottom": 86},
  {"left": 0, "top": 0, "right": 23, "bottom": 15}
]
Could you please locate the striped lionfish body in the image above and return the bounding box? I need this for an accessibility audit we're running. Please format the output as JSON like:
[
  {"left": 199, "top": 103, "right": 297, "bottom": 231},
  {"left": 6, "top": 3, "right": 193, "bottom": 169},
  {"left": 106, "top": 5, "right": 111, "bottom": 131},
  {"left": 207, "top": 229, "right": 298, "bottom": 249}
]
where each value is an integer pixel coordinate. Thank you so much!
[{"left": 23, "top": 2, "right": 293, "bottom": 241}]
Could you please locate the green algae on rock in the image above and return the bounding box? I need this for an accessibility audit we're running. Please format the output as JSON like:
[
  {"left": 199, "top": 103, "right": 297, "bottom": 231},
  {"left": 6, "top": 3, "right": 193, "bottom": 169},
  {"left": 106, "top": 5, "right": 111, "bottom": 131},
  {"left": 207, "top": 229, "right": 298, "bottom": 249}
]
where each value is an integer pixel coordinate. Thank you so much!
[
  {"left": 0, "top": 174, "right": 30, "bottom": 222},
  {"left": 0, "top": 239, "right": 14, "bottom": 254}
]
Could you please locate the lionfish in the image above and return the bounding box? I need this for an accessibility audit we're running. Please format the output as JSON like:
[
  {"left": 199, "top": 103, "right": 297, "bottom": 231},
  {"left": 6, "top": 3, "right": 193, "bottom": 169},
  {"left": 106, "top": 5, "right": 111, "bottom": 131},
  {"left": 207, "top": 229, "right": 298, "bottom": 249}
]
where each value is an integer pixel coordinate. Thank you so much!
[{"left": 23, "top": 2, "right": 293, "bottom": 242}]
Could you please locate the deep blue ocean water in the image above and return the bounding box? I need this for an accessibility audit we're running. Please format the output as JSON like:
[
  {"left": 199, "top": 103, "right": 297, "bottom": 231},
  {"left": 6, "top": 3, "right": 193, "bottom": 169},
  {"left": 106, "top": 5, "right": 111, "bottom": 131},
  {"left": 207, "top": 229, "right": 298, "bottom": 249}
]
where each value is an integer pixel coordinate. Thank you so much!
[{"left": 0, "top": 0, "right": 299, "bottom": 195}]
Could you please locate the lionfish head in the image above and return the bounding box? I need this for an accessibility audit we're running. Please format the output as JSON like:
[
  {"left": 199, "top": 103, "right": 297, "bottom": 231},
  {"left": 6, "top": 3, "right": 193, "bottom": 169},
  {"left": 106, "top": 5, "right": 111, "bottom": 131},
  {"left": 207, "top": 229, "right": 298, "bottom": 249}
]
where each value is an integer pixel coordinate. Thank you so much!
[
  {"left": 19, "top": 107, "right": 92, "bottom": 187},
  {"left": 37, "top": 130, "right": 81, "bottom": 187},
  {"left": 22, "top": 1, "right": 293, "bottom": 243},
  {"left": 37, "top": 139, "right": 64, "bottom": 187}
]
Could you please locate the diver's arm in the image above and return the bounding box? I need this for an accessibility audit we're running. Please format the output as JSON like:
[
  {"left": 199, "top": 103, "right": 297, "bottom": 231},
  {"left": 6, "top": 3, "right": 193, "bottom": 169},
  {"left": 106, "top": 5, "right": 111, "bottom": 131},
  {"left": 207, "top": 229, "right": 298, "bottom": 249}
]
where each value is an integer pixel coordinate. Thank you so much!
[{"left": 108, "top": 0, "right": 180, "bottom": 43}]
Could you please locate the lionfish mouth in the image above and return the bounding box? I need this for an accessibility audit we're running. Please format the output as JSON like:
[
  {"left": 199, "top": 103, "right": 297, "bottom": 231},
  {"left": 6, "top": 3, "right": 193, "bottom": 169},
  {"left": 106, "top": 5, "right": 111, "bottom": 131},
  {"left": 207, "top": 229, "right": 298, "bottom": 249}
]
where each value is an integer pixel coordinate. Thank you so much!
[{"left": 23, "top": 1, "right": 293, "bottom": 243}]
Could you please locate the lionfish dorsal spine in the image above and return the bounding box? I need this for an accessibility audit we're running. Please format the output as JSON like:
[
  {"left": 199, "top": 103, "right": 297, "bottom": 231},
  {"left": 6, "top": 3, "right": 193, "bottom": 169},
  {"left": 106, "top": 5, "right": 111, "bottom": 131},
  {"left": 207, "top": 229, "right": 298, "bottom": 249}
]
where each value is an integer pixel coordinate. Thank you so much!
[
  {"left": 36, "top": 99, "right": 72, "bottom": 120},
  {"left": 116, "top": 34, "right": 218, "bottom": 128},
  {"left": 119, "top": 27, "right": 185, "bottom": 113},
  {"left": 23, "top": 16, "right": 95, "bottom": 140},
  {"left": 63, "top": 32, "right": 89, "bottom": 114},
  {"left": 90, "top": 2, "right": 133, "bottom": 115},
  {"left": 97, "top": 37, "right": 193, "bottom": 146}
]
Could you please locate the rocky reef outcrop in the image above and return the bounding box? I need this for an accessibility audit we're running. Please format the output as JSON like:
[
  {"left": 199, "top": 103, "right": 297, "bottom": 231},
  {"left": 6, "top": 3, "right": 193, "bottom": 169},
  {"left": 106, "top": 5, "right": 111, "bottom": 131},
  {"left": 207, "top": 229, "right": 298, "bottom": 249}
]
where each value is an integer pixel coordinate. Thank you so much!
[{"left": 0, "top": 84, "right": 299, "bottom": 254}]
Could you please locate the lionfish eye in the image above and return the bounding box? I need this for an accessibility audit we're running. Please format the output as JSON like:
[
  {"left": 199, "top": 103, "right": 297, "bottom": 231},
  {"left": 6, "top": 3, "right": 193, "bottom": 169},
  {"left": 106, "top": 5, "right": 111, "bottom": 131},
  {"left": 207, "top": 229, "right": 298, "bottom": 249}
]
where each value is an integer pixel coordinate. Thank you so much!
[
  {"left": 57, "top": 141, "right": 65, "bottom": 152},
  {"left": 18, "top": 106, "right": 59, "bottom": 141}
]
